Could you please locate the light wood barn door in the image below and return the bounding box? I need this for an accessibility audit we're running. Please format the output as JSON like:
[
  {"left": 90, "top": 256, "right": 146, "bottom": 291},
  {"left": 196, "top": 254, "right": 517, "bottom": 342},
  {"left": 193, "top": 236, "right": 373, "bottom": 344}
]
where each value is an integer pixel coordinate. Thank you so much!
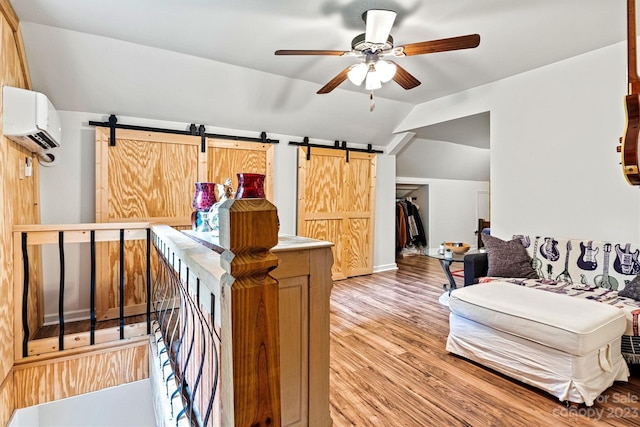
[
  {"left": 95, "top": 128, "right": 203, "bottom": 320},
  {"left": 96, "top": 128, "right": 203, "bottom": 226},
  {"left": 206, "top": 138, "right": 274, "bottom": 200},
  {"left": 297, "top": 147, "right": 376, "bottom": 280},
  {"left": 95, "top": 129, "right": 275, "bottom": 320}
]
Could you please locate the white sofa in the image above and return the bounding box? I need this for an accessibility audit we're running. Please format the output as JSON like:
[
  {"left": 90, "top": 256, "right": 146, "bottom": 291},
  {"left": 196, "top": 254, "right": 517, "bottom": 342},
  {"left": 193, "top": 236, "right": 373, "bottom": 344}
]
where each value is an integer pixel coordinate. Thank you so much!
[
  {"left": 447, "top": 281, "right": 628, "bottom": 406},
  {"left": 449, "top": 234, "right": 640, "bottom": 405}
]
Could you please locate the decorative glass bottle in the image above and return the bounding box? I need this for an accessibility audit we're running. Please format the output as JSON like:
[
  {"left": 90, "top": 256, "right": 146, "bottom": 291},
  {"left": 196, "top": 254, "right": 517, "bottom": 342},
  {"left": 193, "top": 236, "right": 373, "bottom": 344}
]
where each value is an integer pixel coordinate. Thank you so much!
[
  {"left": 192, "top": 182, "right": 216, "bottom": 232},
  {"left": 234, "top": 173, "right": 265, "bottom": 199}
]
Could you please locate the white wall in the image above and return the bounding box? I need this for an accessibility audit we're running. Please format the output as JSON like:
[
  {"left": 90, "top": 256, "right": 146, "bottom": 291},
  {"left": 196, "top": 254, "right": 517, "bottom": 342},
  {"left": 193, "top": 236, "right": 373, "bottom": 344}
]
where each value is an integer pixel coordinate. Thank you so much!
[
  {"left": 38, "top": 112, "right": 398, "bottom": 319},
  {"left": 374, "top": 154, "right": 397, "bottom": 272},
  {"left": 9, "top": 380, "right": 155, "bottom": 427},
  {"left": 396, "top": 138, "right": 490, "bottom": 181},
  {"left": 397, "top": 41, "right": 640, "bottom": 243}
]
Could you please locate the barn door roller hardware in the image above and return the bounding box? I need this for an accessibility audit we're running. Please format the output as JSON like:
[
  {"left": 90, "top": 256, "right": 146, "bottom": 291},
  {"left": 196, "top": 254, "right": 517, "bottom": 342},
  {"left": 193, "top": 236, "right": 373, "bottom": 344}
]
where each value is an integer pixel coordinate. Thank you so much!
[
  {"left": 89, "top": 115, "right": 279, "bottom": 149},
  {"left": 289, "top": 138, "right": 381, "bottom": 162}
]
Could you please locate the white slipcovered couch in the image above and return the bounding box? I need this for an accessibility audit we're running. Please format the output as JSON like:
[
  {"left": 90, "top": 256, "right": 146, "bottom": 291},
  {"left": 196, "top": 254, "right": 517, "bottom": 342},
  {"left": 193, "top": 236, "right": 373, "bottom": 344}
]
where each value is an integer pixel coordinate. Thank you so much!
[{"left": 448, "top": 234, "right": 640, "bottom": 405}]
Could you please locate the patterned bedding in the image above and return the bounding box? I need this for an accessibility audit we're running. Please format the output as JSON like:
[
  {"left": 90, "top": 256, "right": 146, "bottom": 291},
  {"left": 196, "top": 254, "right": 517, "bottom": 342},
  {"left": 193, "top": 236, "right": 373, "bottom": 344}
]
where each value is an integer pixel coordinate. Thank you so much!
[{"left": 482, "top": 235, "right": 640, "bottom": 363}]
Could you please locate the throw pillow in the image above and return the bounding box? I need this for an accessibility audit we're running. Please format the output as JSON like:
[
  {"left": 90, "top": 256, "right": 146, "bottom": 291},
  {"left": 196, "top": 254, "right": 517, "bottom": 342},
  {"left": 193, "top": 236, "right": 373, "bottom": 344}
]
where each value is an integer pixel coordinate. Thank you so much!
[
  {"left": 481, "top": 233, "right": 539, "bottom": 279},
  {"left": 619, "top": 274, "right": 640, "bottom": 301}
]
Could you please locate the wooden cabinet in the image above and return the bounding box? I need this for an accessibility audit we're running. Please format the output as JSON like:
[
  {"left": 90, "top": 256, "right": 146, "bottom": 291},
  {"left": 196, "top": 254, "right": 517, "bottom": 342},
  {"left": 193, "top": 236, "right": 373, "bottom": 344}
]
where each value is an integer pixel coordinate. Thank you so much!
[
  {"left": 297, "top": 147, "right": 376, "bottom": 280},
  {"left": 272, "top": 236, "right": 333, "bottom": 427},
  {"left": 184, "top": 232, "right": 334, "bottom": 427}
]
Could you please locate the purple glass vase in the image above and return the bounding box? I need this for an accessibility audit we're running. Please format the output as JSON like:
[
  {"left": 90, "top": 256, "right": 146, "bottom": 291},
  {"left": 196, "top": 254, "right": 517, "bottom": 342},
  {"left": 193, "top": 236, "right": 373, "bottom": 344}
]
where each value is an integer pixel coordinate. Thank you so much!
[
  {"left": 235, "top": 173, "right": 265, "bottom": 199},
  {"left": 192, "top": 182, "right": 217, "bottom": 211}
]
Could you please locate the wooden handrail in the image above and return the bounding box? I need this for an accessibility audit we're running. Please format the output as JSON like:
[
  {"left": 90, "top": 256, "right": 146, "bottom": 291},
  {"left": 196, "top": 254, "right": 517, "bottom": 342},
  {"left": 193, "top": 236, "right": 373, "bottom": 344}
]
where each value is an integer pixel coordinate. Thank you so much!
[
  {"left": 12, "top": 221, "right": 155, "bottom": 359},
  {"left": 152, "top": 198, "right": 281, "bottom": 426},
  {"left": 12, "top": 201, "right": 285, "bottom": 425}
]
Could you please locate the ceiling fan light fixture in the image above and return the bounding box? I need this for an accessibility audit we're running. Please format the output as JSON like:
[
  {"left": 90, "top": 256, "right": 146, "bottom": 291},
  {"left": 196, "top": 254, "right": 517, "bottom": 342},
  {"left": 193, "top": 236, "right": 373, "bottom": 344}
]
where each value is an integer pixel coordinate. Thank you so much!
[
  {"left": 364, "top": 9, "right": 397, "bottom": 44},
  {"left": 347, "top": 63, "right": 368, "bottom": 86},
  {"left": 375, "top": 60, "right": 396, "bottom": 83},
  {"left": 365, "top": 68, "right": 382, "bottom": 91}
]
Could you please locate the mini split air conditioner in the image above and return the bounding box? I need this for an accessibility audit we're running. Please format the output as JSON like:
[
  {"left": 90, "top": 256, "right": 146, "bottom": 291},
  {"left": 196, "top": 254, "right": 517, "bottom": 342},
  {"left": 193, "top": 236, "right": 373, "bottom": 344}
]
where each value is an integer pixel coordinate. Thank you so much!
[{"left": 2, "top": 86, "right": 61, "bottom": 166}]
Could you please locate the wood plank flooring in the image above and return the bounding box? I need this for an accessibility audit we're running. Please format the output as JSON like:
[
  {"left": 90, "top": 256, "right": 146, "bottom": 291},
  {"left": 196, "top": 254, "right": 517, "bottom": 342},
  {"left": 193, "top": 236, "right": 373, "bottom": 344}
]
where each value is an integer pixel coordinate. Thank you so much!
[
  {"left": 33, "top": 314, "right": 149, "bottom": 339},
  {"left": 329, "top": 255, "right": 640, "bottom": 426}
]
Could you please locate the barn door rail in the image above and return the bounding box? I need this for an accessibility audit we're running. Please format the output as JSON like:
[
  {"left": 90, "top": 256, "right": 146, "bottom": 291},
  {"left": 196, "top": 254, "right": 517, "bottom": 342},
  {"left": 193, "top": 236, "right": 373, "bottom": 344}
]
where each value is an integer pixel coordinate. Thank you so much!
[
  {"left": 89, "top": 114, "right": 279, "bottom": 150},
  {"left": 289, "top": 137, "right": 382, "bottom": 161}
]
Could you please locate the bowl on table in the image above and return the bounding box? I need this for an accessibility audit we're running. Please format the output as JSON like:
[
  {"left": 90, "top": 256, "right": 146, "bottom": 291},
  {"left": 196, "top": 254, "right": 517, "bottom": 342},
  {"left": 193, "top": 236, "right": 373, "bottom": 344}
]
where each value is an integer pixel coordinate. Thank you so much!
[{"left": 444, "top": 242, "right": 470, "bottom": 255}]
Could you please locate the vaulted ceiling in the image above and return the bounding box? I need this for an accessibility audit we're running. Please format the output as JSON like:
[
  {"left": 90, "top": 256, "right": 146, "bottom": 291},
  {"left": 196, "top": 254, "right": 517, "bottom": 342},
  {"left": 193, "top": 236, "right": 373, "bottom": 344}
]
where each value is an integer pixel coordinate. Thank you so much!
[{"left": 10, "top": 0, "right": 626, "bottom": 149}]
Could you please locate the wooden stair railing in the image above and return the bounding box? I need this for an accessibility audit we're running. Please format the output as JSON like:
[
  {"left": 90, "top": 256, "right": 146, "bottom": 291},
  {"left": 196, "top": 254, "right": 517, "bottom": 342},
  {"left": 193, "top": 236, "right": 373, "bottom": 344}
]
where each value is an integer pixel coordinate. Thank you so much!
[
  {"left": 11, "top": 199, "right": 320, "bottom": 426},
  {"left": 12, "top": 222, "right": 153, "bottom": 360},
  {"left": 151, "top": 198, "right": 281, "bottom": 426}
]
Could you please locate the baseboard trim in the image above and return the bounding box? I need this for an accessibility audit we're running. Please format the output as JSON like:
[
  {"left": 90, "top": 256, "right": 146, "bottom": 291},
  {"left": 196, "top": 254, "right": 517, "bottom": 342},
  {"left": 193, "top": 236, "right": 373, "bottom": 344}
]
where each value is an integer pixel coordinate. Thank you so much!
[
  {"left": 44, "top": 309, "right": 90, "bottom": 326},
  {"left": 373, "top": 263, "right": 398, "bottom": 273}
]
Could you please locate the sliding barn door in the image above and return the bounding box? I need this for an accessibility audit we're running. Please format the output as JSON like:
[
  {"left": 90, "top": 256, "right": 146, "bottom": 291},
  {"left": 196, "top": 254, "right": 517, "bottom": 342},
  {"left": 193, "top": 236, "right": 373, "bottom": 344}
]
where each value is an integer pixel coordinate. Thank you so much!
[
  {"left": 297, "top": 147, "right": 376, "bottom": 280},
  {"left": 206, "top": 138, "right": 274, "bottom": 200},
  {"left": 96, "top": 128, "right": 203, "bottom": 226},
  {"left": 95, "top": 128, "right": 203, "bottom": 320},
  {"left": 95, "top": 128, "right": 275, "bottom": 320}
]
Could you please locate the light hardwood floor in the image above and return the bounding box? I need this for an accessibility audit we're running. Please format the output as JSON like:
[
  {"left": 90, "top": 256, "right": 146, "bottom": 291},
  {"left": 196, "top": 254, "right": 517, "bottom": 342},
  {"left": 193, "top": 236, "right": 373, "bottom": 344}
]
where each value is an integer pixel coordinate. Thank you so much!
[{"left": 329, "top": 255, "right": 640, "bottom": 426}]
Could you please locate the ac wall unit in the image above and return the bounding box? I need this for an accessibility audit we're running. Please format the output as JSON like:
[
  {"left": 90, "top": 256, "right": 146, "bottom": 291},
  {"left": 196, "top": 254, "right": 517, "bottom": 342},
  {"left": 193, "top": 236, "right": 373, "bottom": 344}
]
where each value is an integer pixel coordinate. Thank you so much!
[{"left": 2, "top": 86, "right": 61, "bottom": 165}]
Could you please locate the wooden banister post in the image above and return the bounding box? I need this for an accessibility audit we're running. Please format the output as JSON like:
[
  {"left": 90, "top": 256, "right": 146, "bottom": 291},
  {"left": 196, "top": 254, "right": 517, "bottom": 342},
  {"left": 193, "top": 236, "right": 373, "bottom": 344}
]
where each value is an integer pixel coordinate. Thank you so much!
[{"left": 218, "top": 199, "right": 281, "bottom": 427}]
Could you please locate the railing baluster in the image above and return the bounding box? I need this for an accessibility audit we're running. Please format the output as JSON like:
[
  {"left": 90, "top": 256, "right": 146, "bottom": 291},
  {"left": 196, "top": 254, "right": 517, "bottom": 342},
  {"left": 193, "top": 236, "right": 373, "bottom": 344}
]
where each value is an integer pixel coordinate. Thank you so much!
[
  {"left": 203, "top": 291, "right": 220, "bottom": 427},
  {"left": 176, "top": 270, "right": 197, "bottom": 425},
  {"left": 58, "top": 231, "right": 65, "bottom": 351},
  {"left": 119, "top": 229, "right": 124, "bottom": 340},
  {"left": 21, "top": 232, "right": 30, "bottom": 358},
  {"left": 151, "top": 232, "right": 222, "bottom": 427},
  {"left": 90, "top": 230, "right": 96, "bottom": 345},
  {"left": 146, "top": 228, "right": 151, "bottom": 334},
  {"left": 190, "top": 297, "right": 208, "bottom": 426}
]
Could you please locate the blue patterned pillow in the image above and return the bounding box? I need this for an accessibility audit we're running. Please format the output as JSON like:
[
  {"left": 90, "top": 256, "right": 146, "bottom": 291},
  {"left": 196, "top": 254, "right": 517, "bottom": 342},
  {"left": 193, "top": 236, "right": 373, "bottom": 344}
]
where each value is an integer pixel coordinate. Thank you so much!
[{"left": 619, "top": 275, "right": 640, "bottom": 301}]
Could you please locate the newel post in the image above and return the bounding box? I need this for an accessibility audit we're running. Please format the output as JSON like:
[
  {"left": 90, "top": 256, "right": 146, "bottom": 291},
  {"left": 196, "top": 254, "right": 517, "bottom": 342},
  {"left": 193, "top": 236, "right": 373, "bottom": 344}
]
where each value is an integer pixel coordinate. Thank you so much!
[{"left": 218, "top": 198, "right": 281, "bottom": 426}]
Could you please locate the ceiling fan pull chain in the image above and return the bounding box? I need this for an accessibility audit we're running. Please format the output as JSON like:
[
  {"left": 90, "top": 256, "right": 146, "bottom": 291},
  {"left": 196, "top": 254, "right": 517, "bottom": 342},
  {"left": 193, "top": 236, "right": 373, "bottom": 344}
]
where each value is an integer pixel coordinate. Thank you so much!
[{"left": 369, "top": 91, "right": 375, "bottom": 112}]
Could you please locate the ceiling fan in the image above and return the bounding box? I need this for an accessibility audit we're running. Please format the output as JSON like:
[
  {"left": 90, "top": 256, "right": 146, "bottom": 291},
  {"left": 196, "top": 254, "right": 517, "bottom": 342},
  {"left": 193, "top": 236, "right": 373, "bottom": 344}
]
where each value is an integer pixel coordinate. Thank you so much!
[{"left": 275, "top": 9, "right": 480, "bottom": 96}]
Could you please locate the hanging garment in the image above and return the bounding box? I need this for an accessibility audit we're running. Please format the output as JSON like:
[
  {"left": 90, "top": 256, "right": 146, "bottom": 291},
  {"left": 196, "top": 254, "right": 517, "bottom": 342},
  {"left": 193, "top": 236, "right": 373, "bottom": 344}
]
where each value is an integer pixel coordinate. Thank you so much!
[
  {"left": 396, "top": 202, "right": 408, "bottom": 249},
  {"left": 405, "top": 201, "right": 427, "bottom": 247}
]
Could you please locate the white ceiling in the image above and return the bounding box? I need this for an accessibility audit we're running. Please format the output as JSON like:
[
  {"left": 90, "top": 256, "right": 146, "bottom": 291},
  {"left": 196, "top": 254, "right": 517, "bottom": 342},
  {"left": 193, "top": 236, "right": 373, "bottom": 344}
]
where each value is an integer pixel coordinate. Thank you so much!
[{"left": 9, "top": 0, "right": 627, "bottom": 149}]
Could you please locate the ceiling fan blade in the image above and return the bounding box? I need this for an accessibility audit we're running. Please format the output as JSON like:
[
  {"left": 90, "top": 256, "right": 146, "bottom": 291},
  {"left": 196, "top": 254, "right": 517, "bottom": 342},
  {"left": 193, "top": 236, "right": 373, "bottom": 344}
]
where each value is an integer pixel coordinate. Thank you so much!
[
  {"left": 365, "top": 9, "right": 397, "bottom": 44},
  {"left": 390, "top": 62, "right": 421, "bottom": 90},
  {"left": 317, "top": 67, "right": 350, "bottom": 94},
  {"left": 275, "top": 49, "right": 347, "bottom": 56},
  {"left": 401, "top": 34, "right": 480, "bottom": 56}
]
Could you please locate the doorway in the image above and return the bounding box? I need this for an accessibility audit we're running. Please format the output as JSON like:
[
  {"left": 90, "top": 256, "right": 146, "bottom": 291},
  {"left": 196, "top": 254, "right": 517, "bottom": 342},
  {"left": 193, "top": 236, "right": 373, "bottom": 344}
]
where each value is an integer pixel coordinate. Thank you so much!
[{"left": 396, "top": 184, "right": 429, "bottom": 256}]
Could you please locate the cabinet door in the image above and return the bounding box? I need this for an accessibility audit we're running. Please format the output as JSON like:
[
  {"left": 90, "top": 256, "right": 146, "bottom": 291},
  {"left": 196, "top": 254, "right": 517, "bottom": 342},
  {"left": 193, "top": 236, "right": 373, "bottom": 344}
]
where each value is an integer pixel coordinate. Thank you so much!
[{"left": 297, "top": 147, "right": 376, "bottom": 279}]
